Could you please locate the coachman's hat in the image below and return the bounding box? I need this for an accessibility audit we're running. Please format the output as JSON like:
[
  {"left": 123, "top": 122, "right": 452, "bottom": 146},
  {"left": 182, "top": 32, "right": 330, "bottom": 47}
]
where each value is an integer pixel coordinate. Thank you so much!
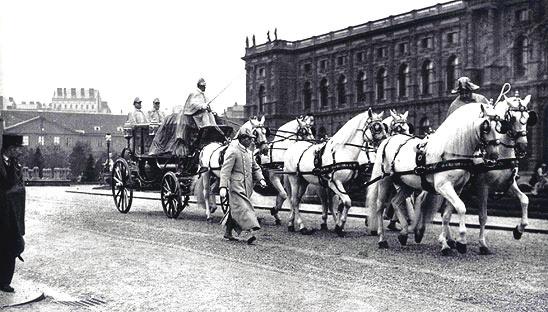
[
  {"left": 153, "top": 98, "right": 160, "bottom": 104},
  {"left": 197, "top": 78, "right": 206, "bottom": 86},
  {"left": 2, "top": 134, "right": 23, "bottom": 149},
  {"left": 133, "top": 97, "right": 142, "bottom": 104},
  {"left": 451, "top": 77, "right": 480, "bottom": 94},
  {"left": 238, "top": 127, "right": 256, "bottom": 139}
]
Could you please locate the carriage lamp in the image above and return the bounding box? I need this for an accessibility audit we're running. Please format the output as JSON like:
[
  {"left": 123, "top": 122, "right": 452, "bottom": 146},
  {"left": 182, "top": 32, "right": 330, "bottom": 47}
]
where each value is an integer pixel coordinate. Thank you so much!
[{"left": 105, "top": 133, "right": 112, "bottom": 170}]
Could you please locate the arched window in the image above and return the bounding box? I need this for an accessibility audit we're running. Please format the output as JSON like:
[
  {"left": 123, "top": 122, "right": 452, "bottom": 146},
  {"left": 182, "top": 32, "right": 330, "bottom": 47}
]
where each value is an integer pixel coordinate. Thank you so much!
[
  {"left": 258, "top": 85, "right": 265, "bottom": 113},
  {"left": 320, "top": 78, "right": 329, "bottom": 108},
  {"left": 514, "top": 36, "right": 529, "bottom": 77},
  {"left": 419, "top": 117, "right": 431, "bottom": 136},
  {"left": 398, "top": 64, "right": 409, "bottom": 98},
  {"left": 446, "top": 55, "right": 459, "bottom": 91},
  {"left": 356, "top": 71, "right": 366, "bottom": 102},
  {"left": 376, "top": 68, "right": 387, "bottom": 101},
  {"left": 337, "top": 75, "right": 347, "bottom": 106},
  {"left": 303, "top": 81, "right": 312, "bottom": 110},
  {"left": 421, "top": 60, "right": 434, "bottom": 95}
]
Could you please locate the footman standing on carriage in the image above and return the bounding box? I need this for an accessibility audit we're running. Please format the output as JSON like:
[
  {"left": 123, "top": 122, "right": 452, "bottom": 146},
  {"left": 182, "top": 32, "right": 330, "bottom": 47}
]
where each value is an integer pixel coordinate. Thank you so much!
[
  {"left": 447, "top": 77, "right": 489, "bottom": 117},
  {"left": 148, "top": 98, "right": 165, "bottom": 123},
  {"left": 0, "top": 128, "right": 26, "bottom": 293},
  {"left": 219, "top": 127, "right": 267, "bottom": 244},
  {"left": 126, "top": 97, "right": 149, "bottom": 125}
]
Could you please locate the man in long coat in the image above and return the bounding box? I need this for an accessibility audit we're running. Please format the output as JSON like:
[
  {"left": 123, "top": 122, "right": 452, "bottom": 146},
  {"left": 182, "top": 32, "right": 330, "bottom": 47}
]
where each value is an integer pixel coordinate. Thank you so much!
[
  {"left": 125, "top": 97, "right": 149, "bottom": 125},
  {"left": 219, "top": 127, "right": 267, "bottom": 244},
  {"left": 446, "top": 77, "right": 489, "bottom": 117},
  {"left": 0, "top": 132, "right": 25, "bottom": 293}
]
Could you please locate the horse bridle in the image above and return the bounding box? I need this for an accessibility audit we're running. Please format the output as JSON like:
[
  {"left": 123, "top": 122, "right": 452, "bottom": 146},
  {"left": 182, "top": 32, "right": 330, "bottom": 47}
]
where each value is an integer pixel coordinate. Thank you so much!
[
  {"left": 390, "top": 118, "right": 408, "bottom": 135},
  {"left": 364, "top": 117, "right": 386, "bottom": 145}
]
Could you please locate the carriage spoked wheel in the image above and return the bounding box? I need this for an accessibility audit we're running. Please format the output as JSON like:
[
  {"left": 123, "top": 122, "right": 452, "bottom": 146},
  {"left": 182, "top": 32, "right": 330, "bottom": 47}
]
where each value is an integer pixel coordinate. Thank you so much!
[
  {"left": 161, "top": 172, "right": 184, "bottom": 219},
  {"left": 111, "top": 159, "right": 134, "bottom": 213}
]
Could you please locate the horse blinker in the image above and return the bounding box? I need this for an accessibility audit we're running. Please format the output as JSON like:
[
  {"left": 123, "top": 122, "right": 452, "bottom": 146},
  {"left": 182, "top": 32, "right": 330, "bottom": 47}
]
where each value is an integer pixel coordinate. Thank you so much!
[
  {"left": 527, "top": 111, "right": 538, "bottom": 126},
  {"left": 481, "top": 120, "right": 491, "bottom": 134}
]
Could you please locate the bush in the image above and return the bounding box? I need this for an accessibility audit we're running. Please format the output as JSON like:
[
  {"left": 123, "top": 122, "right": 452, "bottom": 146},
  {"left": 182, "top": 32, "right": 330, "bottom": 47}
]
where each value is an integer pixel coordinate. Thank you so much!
[
  {"left": 81, "top": 154, "right": 98, "bottom": 182},
  {"left": 69, "top": 141, "right": 92, "bottom": 180}
]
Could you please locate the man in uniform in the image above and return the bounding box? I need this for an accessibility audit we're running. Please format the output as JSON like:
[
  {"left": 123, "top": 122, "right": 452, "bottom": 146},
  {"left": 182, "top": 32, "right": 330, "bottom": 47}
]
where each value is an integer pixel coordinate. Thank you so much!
[
  {"left": 219, "top": 127, "right": 267, "bottom": 244},
  {"left": 148, "top": 98, "right": 165, "bottom": 123},
  {"left": 0, "top": 128, "right": 25, "bottom": 293},
  {"left": 125, "top": 97, "right": 149, "bottom": 125},
  {"left": 446, "top": 77, "right": 489, "bottom": 117}
]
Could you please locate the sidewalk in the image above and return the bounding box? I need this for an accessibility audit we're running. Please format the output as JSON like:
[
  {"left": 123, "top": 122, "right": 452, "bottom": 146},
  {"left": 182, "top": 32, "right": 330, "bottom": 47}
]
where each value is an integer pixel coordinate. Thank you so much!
[
  {"left": 0, "top": 277, "right": 45, "bottom": 308},
  {"left": 65, "top": 185, "right": 548, "bottom": 234}
]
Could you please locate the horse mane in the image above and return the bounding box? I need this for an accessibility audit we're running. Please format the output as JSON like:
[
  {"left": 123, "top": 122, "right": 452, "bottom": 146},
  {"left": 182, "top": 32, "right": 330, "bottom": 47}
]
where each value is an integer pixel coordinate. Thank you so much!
[
  {"left": 426, "top": 103, "right": 486, "bottom": 157},
  {"left": 275, "top": 119, "right": 299, "bottom": 139},
  {"left": 382, "top": 116, "right": 394, "bottom": 128},
  {"left": 326, "top": 112, "right": 367, "bottom": 149}
]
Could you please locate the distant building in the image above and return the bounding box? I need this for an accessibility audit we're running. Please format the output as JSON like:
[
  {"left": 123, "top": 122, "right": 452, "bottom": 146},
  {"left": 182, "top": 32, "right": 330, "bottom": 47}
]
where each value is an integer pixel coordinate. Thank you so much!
[
  {"left": 242, "top": 0, "right": 548, "bottom": 169},
  {"left": 1, "top": 110, "right": 127, "bottom": 158},
  {"left": 51, "top": 88, "right": 111, "bottom": 114},
  {"left": 221, "top": 102, "right": 247, "bottom": 126}
]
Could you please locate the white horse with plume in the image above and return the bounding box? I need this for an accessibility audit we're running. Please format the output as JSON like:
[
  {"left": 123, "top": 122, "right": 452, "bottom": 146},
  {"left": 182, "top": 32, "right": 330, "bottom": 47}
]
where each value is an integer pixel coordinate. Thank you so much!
[
  {"left": 368, "top": 103, "right": 506, "bottom": 254},
  {"left": 195, "top": 116, "right": 269, "bottom": 221},
  {"left": 283, "top": 108, "right": 387, "bottom": 236},
  {"left": 412, "top": 91, "right": 536, "bottom": 255},
  {"left": 259, "top": 115, "right": 315, "bottom": 225}
]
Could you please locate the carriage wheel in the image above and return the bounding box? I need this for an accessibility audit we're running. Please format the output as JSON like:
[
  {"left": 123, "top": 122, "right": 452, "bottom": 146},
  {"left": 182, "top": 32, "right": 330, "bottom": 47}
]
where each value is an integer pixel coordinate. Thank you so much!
[
  {"left": 111, "top": 159, "right": 133, "bottom": 213},
  {"left": 161, "top": 172, "right": 184, "bottom": 219}
]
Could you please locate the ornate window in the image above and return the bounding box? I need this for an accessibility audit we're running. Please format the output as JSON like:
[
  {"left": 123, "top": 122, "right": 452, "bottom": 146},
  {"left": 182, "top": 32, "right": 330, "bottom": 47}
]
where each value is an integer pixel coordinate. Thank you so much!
[
  {"left": 337, "top": 75, "right": 347, "bottom": 106},
  {"left": 421, "top": 60, "right": 434, "bottom": 95},
  {"left": 320, "top": 78, "right": 329, "bottom": 108},
  {"left": 514, "top": 36, "right": 529, "bottom": 77},
  {"left": 376, "top": 68, "right": 387, "bottom": 101},
  {"left": 398, "top": 64, "right": 409, "bottom": 98},
  {"left": 303, "top": 81, "right": 312, "bottom": 110},
  {"left": 446, "top": 55, "right": 459, "bottom": 91},
  {"left": 356, "top": 71, "right": 366, "bottom": 102},
  {"left": 258, "top": 85, "right": 265, "bottom": 113}
]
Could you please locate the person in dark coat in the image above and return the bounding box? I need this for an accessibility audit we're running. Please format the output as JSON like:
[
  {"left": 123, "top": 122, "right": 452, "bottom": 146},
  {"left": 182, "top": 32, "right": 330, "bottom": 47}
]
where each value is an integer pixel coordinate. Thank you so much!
[
  {"left": 219, "top": 127, "right": 267, "bottom": 244},
  {"left": 0, "top": 133, "right": 26, "bottom": 293}
]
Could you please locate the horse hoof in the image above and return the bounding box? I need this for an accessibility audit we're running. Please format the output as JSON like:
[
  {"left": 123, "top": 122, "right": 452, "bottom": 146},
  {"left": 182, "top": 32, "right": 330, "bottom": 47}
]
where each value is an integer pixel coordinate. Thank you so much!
[
  {"left": 513, "top": 226, "right": 523, "bottom": 240},
  {"left": 335, "top": 225, "right": 346, "bottom": 237},
  {"left": 456, "top": 242, "right": 467, "bottom": 254},
  {"left": 206, "top": 217, "right": 214, "bottom": 224},
  {"left": 479, "top": 246, "right": 492, "bottom": 255},
  {"left": 378, "top": 241, "right": 389, "bottom": 249},
  {"left": 274, "top": 219, "right": 282, "bottom": 226},
  {"left": 369, "top": 230, "right": 378, "bottom": 237},
  {"left": 398, "top": 234, "right": 408, "bottom": 246},
  {"left": 387, "top": 221, "right": 399, "bottom": 232},
  {"left": 288, "top": 225, "right": 295, "bottom": 232},
  {"left": 300, "top": 227, "right": 315, "bottom": 235},
  {"left": 447, "top": 239, "right": 456, "bottom": 249},
  {"left": 364, "top": 216, "right": 369, "bottom": 227},
  {"left": 414, "top": 228, "right": 425, "bottom": 244},
  {"left": 320, "top": 223, "right": 328, "bottom": 231},
  {"left": 441, "top": 247, "right": 452, "bottom": 256},
  {"left": 270, "top": 208, "right": 277, "bottom": 216}
]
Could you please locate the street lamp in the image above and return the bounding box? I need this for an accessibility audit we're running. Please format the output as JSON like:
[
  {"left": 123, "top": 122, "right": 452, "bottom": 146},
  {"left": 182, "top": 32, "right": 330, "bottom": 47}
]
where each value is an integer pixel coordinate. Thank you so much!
[{"left": 105, "top": 133, "right": 112, "bottom": 171}]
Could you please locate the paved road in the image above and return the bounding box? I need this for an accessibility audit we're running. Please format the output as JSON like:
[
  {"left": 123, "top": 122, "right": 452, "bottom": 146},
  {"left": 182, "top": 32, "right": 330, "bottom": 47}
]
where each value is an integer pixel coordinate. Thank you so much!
[{"left": 4, "top": 186, "right": 548, "bottom": 311}]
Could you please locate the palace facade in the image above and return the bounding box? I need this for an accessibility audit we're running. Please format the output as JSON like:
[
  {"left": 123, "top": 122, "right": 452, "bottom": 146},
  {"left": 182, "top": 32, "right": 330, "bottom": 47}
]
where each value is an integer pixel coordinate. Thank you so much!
[{"left": 242, "top": 0, "right": 548, "bottom": 168}]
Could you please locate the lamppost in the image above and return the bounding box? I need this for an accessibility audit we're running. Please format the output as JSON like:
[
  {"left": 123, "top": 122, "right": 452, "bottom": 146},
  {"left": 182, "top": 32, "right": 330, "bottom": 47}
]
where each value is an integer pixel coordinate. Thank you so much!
[{"left": 105, "top": 133, "right": 112, "bottom": 171}]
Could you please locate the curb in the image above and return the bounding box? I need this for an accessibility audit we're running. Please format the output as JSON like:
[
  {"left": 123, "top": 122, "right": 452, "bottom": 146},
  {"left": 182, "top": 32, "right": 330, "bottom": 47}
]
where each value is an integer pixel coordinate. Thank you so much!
[{"left": 66, "top": 190, "right": 548, "bottom": 235}]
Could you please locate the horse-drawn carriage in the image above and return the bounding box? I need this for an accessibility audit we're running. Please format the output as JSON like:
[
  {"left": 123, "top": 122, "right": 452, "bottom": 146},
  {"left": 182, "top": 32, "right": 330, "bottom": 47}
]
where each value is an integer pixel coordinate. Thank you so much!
[{"left": 111, "top": 122, "right": 232, "bottom": 218}]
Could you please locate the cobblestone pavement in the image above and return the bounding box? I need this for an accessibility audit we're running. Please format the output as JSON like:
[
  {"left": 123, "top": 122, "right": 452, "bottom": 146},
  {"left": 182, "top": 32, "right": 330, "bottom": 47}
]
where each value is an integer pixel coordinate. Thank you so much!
[{"left": 3, "top": 186, "right": 548, "bottom": 311}]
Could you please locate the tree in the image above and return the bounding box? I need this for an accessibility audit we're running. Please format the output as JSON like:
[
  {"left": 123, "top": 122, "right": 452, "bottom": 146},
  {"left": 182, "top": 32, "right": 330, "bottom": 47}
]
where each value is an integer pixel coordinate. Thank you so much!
[
  {"left": 33, "top": 147, "right": 45, "bottom": 177},
  {"left": 43, "top": 145, "right": 69, "bottom": 169},
  {"left": 69, "top": 141, "right": 92, "bottom": 180},
  {"left": 81, "top": 154, "right": 97, "bottom": 182}
]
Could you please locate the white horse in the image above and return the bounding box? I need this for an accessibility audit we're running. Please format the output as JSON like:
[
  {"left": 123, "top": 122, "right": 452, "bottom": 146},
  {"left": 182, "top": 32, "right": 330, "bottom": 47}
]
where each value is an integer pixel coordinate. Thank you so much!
[
  {"left": 413, "top": 92, "right": 536, "bottom": 255},
  {"left": 196, "top": 116, "right": 269, "bottom": 221},
  {"left": 260, "top": 115, "right": 315, "bottom": 225},
  {"left": 283, "top": 108, "right": 387, "bottom": 236},
  {"left": 368, "top": 103, "right": 505, "bottom": 254}
]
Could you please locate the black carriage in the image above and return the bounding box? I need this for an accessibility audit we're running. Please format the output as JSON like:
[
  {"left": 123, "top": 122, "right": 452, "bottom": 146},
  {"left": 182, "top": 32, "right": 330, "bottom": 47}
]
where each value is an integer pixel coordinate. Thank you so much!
[{"left": 111, "top": 123, "right": 232, "bottom": 218}]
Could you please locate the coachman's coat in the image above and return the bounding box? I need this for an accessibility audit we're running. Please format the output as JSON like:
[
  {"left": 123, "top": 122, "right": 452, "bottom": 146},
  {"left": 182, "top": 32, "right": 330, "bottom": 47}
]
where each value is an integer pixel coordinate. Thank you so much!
[
  {"left": 446, "top": 93, "right": 489, "bottom": 117},
  {"left": 220, "top": 141, "right": 264, "bottom": 233}
]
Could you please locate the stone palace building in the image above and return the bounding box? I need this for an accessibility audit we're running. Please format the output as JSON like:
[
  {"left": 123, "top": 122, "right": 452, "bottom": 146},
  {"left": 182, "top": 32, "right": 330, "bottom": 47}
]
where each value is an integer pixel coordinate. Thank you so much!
[{"left": 242, "top": 0, "right": 548, "bottom": 169}]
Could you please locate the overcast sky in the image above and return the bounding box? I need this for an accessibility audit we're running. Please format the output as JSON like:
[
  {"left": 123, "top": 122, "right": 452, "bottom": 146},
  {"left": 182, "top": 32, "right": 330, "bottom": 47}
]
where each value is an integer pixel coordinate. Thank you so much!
[{"left": 0, "top": 0, "right": 442, "bottom": 115}]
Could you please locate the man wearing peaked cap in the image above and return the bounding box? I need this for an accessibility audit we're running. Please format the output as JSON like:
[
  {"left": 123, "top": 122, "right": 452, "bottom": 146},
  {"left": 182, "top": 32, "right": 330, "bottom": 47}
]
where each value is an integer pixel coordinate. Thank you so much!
[
  {"left": 125, "top": 97, "right": 149, "bottom": 125},
  {"left": 219, "top": 125, "right": 266, "bottom": 244},
  {"left": 446, "top": 76, "right": 489, "bottom": 117},
  {"left": 148, "top": 98, "right": 165, "bottom": 123}
]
